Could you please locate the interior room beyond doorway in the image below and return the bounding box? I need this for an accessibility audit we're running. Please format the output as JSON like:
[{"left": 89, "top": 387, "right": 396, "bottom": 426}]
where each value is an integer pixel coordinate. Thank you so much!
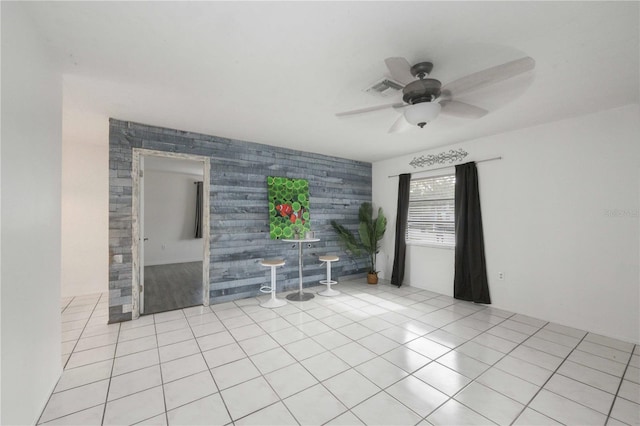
[{"left": 142, "top": 155, "right": 205, "bottom": 315}]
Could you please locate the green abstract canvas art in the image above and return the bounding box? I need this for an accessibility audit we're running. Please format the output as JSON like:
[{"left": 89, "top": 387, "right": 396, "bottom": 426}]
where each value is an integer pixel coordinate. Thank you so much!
[{"left": 268, "top": 176, "right": 310, "bottom": 239}]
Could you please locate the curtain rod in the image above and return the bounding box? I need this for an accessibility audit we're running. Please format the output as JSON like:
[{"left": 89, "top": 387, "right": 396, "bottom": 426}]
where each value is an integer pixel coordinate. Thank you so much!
[{"left": 387, "top": 156, "right": 502, "bottom": 178}]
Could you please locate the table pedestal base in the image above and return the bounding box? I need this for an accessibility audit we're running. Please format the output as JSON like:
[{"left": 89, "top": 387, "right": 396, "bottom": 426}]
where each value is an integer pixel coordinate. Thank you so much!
[
  {"left": 281, "top": 238, "right": 320, "bottom": 303},
  {"left": 286, "top": 292, "right": 315, "bottom": 301}
]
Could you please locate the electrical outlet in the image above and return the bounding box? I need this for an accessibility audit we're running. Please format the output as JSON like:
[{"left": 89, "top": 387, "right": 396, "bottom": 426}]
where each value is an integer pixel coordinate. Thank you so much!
[{"left": 498, "top": 272, "right": 504, "bottom": 280}]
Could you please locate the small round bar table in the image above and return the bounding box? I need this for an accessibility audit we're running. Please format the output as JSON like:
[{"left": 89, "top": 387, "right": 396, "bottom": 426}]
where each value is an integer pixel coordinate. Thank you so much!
[{"left": 282, "top": 238, "right": 320, "bottom": 301}]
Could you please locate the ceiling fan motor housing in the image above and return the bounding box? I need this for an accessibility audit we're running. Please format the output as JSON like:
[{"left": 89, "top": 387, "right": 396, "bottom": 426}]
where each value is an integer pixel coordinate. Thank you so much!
[
  {"left": 402, "top": 78, "right": 442, "bottom": 104},
  {"left": 410, "top": 61, "right": 434, "bottom": 78}
]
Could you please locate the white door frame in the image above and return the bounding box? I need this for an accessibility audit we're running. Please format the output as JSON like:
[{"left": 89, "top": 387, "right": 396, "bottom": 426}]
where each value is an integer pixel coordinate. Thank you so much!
[
  {"left": 139, "top": 155, "right": 146, "bottom": 313},
  {"left": 131, "top": 148, "right": 211, "bottom": 319}
]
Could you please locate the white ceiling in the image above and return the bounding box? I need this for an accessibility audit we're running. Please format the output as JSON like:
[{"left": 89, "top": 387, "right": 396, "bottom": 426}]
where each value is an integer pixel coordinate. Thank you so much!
[{"left": 27, "top": 1, "right": 639, "bottom": 162}]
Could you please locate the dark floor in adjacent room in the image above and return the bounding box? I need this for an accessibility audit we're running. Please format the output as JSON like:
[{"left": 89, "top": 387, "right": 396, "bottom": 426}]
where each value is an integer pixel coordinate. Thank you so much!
[{"left": 143, "top": 261, "right": 203, "bottom": 314}]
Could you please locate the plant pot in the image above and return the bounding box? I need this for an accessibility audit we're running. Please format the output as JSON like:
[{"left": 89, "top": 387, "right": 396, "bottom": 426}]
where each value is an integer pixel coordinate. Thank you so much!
[{"left": 367, "top": 272, "right": 378, "bottom": 285}]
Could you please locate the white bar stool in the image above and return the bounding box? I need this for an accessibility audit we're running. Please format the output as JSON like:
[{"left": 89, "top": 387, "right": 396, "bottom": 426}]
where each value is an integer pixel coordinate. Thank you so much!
[
  {"left": 260, "top": 258, "right": 287, "bottom": 308},
  {"left": 318, "top": 255, "right": 340, "bottom": 296}
]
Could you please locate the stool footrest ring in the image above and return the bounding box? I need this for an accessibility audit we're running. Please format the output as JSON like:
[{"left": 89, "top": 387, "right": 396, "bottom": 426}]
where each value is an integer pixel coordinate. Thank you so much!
[
  {"left": 319, "top": 279, "right": 337, "bottom": 285},
  {"left": 259, "top": 286, "right": 272, "bottom": 293}
]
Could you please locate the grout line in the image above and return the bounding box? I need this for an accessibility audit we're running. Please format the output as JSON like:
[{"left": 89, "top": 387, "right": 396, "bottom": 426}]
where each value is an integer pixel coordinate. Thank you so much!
[
  {"left": 403, "top": 306, "right": 519, "bottom": 424},
  {"left": 274, "top": 292, "right": 382, "bottom": 425},
  {"left": 186, "top": 305, "right": 237, "bottom": 424},
  {"left": 604, "top": 343, "right": 637, "bottom": 424},
  {"left": 50, "top": 284, "right": 637, "bottom": 426},
  {"left": 352, "top": 284, "right": 509, "bottom": 424},
  {"left": 271, "top": 285, "right": 492, "bottom": 424},
  {"left": 62, "top": 296, "right": 104, "bottom": 370},
  {"left": 552, "top": 361, "right": 627, "bottom": 398},
  {"left": 375, "top": 301, "right": 584, "bottom": 424},
  {"left": 531, "top": 350, "right": 629, "bottom": 419},
  {"left": 211, "top": 300, "right": 304, "bottom": 424},
  {"left": 35, "top": 295, "right": 106, "bottom": 425},
  {"left": 506, "top": 329, "right": 590, "bottom": 425},
  {"left": 150, "top": 313, "right": 171, "bottom": 426},
  {"left": 100, "top": 309, "right": 121, "bottom": 425},
  {"left": 247, "top": 291, "right": 354, "bottom": 415},
  {"left": 218, "top": 284, "right": 581, "bottom": 424}
]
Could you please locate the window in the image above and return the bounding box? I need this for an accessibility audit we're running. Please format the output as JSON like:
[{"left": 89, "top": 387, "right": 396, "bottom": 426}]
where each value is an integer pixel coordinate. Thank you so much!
[{"left": 407, "top": 174, "right": 455, "bottom": 248}]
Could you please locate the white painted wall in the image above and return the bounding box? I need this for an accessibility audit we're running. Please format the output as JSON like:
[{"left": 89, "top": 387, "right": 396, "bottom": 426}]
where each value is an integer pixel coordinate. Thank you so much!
[
  {"left": 1, "top": 3, "right": 63, "bottom": 424},
  {"left": 373, "top": 104, "right": 640, "bottom": 344},
  {"left": 61, "top": 106, "right": 109, "bottom": 296},
  {"left": 144, "top": 164, "right": 203, "bottom": 266}
]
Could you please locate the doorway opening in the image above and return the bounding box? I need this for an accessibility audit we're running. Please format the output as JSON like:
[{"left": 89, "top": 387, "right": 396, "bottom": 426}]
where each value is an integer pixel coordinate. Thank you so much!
[{"left": 132, "top": 149, "right": 210, "bottom": 318}]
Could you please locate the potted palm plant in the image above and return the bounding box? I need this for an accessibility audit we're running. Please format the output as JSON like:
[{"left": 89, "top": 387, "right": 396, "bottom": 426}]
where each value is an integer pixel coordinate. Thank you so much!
[{"left": 331, "top": 202, "right": 387, "bottom": 284}]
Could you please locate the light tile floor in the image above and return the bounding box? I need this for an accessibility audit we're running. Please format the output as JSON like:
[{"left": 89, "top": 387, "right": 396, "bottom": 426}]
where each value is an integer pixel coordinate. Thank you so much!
[{"left": 44, "top": 281, "right": 639, "bottom": 425}]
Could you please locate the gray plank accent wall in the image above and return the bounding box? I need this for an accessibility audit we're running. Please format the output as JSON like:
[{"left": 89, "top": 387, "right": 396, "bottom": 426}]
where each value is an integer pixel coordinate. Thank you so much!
[{"left": 109, "top": 119, "right": 371, "bottom": 323}]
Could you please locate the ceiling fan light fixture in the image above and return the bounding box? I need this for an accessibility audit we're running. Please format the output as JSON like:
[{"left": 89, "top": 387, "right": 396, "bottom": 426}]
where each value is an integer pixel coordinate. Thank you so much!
[{"left": 404, "top": 102, "right": 441, "bottom": 128}]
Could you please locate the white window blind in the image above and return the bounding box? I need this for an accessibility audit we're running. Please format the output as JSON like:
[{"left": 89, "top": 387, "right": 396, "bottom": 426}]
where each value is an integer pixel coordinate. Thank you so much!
[{"left": 407, "top": 174, "right": 456, "bottom": 247}]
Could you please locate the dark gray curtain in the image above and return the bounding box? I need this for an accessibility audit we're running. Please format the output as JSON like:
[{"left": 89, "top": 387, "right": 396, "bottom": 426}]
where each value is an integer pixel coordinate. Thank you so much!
[
  {"left": 391, "top": 173, "right": 411, "bottom": 287},
  {"left": 194, "top": 181, "right": 203, "bottom": 239},
  {"left": 454, "top": 162, "right": 491, "bottom": 303}
]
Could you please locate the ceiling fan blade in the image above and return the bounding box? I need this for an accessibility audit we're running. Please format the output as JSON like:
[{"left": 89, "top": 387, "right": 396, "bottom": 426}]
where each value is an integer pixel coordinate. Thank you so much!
[
  {"left": 388, "top": 115, "right": 412, "bottom": 133},
  {"left": 440, "top": 100, "right": 488, "bottom": 119},
  {"left": 384, "top": 57, "right": 414, "bottom": 86},
  {"left": 442, "top": 56, "right": 535, "bottom": 97},
  {"left": 336, "top": 102, "right": 404, "bottom": 117}
]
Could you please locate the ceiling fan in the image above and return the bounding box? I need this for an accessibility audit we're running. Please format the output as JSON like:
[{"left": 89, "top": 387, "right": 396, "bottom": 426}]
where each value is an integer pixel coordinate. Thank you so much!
[{"left": 336, "top": 56, "right": 535, "bottom": 133}]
